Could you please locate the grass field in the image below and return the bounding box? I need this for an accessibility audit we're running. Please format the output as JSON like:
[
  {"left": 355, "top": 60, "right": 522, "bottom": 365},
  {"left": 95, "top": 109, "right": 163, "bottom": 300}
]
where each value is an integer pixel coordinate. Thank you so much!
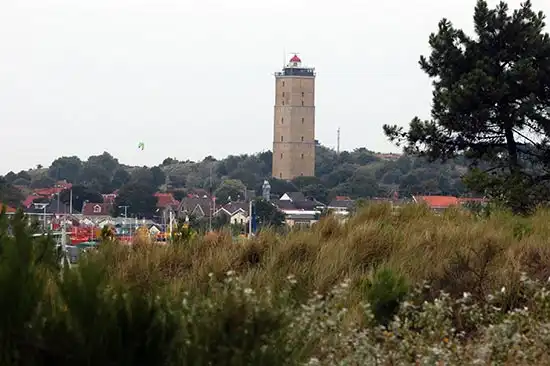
[{"left": 3, "top": 203, "right": 550, "bottom": 364}]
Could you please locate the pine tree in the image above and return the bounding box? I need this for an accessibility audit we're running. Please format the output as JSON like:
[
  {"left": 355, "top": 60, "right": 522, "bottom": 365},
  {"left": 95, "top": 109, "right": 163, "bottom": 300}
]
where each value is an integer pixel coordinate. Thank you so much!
[{"left": 384, "top": 0, "right": 550, "bottom": 212}]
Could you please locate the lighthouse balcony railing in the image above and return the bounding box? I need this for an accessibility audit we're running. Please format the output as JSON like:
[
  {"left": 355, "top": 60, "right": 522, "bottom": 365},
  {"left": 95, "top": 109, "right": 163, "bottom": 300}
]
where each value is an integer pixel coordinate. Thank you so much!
[{"left": 275, "top": 68, "right": 316, "bottom": 77}]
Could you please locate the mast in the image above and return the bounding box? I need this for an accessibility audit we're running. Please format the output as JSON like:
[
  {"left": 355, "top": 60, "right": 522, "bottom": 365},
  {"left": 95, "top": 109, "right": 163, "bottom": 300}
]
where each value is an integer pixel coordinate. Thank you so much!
[{"left": 337, "top": 127, "right": 341, "bottom": 154}]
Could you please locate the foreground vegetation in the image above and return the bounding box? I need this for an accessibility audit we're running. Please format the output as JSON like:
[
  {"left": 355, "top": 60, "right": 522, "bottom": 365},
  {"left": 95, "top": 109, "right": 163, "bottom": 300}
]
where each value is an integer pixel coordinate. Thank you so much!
[{"left": 3, "top": 203, "right": 550, "bottom": 364}]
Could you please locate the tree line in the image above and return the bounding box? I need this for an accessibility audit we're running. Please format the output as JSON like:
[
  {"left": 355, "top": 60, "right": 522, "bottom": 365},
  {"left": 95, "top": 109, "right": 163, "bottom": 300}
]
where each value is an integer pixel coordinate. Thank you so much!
[{"left": 0, "top": 146, "right": 472, "bottom": 213}]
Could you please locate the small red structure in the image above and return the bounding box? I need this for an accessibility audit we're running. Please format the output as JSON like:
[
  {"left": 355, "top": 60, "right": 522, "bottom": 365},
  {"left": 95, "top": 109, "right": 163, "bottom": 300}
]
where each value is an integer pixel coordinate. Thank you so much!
[{"left": 289, "top": 54, "right": 301, "bottom": 63}]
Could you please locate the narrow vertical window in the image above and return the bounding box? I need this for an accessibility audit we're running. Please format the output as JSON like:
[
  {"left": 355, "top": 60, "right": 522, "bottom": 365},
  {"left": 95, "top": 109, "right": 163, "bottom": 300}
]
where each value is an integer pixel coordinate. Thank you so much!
[
  {"left": 280, "top": 153, "right": 283, "bottom": 159},
  {"left": 281, "top": 117, "right": 284, "bottom": 124},
  {"left": 282, "top": 81, "right": 285, "bottom": 87},
  {"left": 301, "top": 100, "right": 304, "bottom": 106},
  {"left": 281, "top": 136, "right": 284, "bottom": 142},
  {"left": 301, "top": 153, "right": 304, "bottom": 159},
  {"left": 280, "top": 173, "right": 282, "bottom": 178},
  {"left": 301, "top": 136, "right": 304, "bottom": 142},
  {"left": 301, "top": 117, "right": 304, "bottom": 124}
]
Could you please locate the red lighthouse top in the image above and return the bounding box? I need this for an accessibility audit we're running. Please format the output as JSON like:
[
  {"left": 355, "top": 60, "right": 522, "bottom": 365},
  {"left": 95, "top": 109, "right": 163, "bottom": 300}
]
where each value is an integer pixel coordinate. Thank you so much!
[{"left": 289, "top": 54, "right": 301, "bottom": 63}]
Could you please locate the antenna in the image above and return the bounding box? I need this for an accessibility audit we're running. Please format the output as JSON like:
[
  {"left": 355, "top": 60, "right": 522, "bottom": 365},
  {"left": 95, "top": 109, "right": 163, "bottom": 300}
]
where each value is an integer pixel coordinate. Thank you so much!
[
  {"left": 283, "top": 47, "right": 286, "bottom": 67},
  {"left": 337, "top": 127, "right": 341, "bottom": 154}
]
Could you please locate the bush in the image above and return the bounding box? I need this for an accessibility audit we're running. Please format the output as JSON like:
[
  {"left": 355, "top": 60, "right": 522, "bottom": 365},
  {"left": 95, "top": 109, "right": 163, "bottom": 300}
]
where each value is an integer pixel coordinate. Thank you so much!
[{"left": 361, "top": 267, "right": 408, "bottom": 325}]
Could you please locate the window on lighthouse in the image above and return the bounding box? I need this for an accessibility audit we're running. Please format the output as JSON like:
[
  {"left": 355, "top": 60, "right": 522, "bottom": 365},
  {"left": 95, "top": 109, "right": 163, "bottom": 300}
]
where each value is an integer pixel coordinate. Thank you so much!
[
  {"left": 301, "top": 136, "right": 304, "bottom": 142},
  {"left": 281, "top": 136, "right": 284, "bottom": 142}
]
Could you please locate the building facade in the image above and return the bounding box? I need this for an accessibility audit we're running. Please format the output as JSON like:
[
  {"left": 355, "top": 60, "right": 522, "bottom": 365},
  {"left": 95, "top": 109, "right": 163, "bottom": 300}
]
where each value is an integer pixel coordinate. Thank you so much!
[{"left": 272, "top": 54, "right": 316, "bottom": 180}]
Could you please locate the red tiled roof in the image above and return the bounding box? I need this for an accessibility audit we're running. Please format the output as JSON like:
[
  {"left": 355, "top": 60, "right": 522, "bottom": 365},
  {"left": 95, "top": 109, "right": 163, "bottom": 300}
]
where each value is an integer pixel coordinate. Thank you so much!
[
  {"left": 23, "top": 195, "right": 37, "bottom": 208},
  {"left": 154, "top": 193, "right": 179, "bottom": 208},
  {"left": 81, "top": 202, "right": 113, "bottom": 216},
  {"left": 415, "top": 195, "right": 459, "bottom": 208},
  {"left": 33, "top": 187, "right": 63, "bottom": 197},
  {"left": 1, "top": 204, "right": 16, "bottom": 213}
]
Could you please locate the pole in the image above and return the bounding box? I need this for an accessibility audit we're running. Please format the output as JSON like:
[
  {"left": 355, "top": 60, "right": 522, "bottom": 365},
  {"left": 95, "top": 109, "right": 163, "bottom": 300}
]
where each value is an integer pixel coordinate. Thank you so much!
[
  {"left": 169, "top": 210, "right": 173, "bottom": 242},
  {"left": 337, "top": 127, "right": 341, "bottom": 154},
  {"left": 248, "top": 200, "right": 253, "bottom": 239},
  {"left": 69, "top": 189, "right": 73, "bottom": 214},
  {"left": 60, "top": 213, "right": 71, "bottom": 269},
  {"left": 208, "top": 165, "right": 213, "bottom": 232},
  {"left": 43, "top": 206, "right": 47, "bottom": 232}
]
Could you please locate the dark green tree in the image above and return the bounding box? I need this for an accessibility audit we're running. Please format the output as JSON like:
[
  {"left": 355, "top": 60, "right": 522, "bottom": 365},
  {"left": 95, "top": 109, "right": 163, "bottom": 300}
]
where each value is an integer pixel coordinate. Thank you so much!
[
  {"left": 60, "top": 185, "right": 103, "bottom": 212},
  {"left": 111, "top": 168, "right": 131, "bottom": 189},
  {"left": 3, "top": 172, "right": 17, "bottom": 184},
  {"left": 79, "top": 152, "right": 120, "bottom": 193},
  {"left": 48, "top": 156, "right": 83, "bottom": 183},
  {"left": 30, "top": 175, "right": 56, "bottom": 189},
  {"left": 16, "top": 171, "right": 31, "bottom": 182},
  {"left": 214, "top": 179, "right": 247, "bottom": 204},
  {"left": 114, "top": 182, "right": 157, "bottom": 218},
  {"left": 0, "top": 178, "right": 24, "bottom": 207},
  {"left": 150, "top": 166, "right": 166, "bottom": 188},
  {"left": 253, "top": 199, "right": 286, "bottom": 228},
  {"left": 384, "top": 0, "right": 550, "bottom": 212}
]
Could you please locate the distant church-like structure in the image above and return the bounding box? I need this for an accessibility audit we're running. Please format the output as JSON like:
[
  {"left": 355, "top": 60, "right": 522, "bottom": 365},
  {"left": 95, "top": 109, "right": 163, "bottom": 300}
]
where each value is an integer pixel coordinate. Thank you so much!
[{"left": 272, "top": 54, "right": 316, "bottom": 180}]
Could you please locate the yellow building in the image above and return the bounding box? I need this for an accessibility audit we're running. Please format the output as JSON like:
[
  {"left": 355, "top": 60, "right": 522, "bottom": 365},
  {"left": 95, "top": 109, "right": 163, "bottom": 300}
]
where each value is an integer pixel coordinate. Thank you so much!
[{"left": 272, "top": 54, "right": 316, "bottom": 180}]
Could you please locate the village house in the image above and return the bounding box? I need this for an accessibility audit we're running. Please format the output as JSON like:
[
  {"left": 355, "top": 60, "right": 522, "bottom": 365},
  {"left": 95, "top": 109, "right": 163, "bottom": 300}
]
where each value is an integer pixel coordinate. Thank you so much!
[
  {"left": 412, "top": 195, "right": 488, "bottom": 212},
  {"left": 327, "top": 196, "right": 355, "bottom": 216},
  {"left": 178, "top": 196, "right": 216, "bottom": 220},
  {"left": 214, "top": 201, "right": 250, "bottom": 225},
  {"left": 81, "top": 202, "right": 114, "bottom": 217},
  {"left": 272, "top": 192, "right": 325, "bottom": 227}
]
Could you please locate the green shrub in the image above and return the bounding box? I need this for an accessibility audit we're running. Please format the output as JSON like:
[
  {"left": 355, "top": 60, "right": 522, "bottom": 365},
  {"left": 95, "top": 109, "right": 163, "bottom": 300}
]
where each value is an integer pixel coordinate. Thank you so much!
[{"left": 360, "top": 267, "right": 408, "bottom": 325}]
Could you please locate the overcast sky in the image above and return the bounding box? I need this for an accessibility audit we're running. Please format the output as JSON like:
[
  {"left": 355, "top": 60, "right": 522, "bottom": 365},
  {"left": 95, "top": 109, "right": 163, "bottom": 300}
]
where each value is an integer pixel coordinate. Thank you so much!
[{"left": 1, "top": 0, "right": 549, "bottom": 173}]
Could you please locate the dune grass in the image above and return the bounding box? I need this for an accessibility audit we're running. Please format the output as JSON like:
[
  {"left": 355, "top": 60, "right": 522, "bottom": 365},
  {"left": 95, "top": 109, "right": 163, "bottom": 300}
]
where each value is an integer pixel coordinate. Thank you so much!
[
  {"left": 103, "top": 203, "right": 550, "bottom": 303},
  {"left": 3, "top": 203, "right": 550, "bottom": 364}
]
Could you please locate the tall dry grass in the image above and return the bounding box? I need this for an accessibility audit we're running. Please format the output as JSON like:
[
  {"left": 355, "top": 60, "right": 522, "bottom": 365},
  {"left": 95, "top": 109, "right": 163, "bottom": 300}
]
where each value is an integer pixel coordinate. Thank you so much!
[{"left": 98, "top": 203, "right": 550, "bottom": 309}]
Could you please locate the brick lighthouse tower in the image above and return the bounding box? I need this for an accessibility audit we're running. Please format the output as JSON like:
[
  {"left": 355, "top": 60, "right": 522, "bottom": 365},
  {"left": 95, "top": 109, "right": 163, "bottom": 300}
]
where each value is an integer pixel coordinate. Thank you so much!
[{"left": 272, "top": 54, "right": 316, "bottom": 180}]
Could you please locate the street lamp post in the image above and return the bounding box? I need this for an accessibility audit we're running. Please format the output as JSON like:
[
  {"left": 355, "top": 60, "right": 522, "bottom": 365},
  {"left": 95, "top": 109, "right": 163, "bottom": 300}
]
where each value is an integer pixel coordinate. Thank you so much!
[{"left": 118, "top": 205, "right": 130, "bottom": 238}]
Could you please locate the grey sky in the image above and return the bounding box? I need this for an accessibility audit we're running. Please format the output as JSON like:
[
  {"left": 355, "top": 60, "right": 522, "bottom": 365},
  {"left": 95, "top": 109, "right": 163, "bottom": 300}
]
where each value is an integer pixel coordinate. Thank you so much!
[{"left": 1, "top": 0, "right": 549, "bottom": 174}]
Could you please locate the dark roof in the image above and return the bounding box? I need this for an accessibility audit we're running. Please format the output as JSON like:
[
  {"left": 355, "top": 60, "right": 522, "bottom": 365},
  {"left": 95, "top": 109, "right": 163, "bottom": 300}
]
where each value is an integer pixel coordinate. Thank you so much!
[
  {"left": 179, "top": 197, "right": 215, "bottom": 217},
  {"left": 220, "top": 201, "right": 249, "bottom": 215},
  {"left": 293, "top": 200, "right": 318, "bottom": 210},
  {"left": 282, "top": 192, "right": 306, "bottom": 202},
  {"left": 273, "top": 199, "right": 296, "bottom": 211},
  {"left": 25, "top": 200, "right": 74, "bottom": 215},
  {"left": 328, "top": 199, "right": 355, "bottom": 209}
]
